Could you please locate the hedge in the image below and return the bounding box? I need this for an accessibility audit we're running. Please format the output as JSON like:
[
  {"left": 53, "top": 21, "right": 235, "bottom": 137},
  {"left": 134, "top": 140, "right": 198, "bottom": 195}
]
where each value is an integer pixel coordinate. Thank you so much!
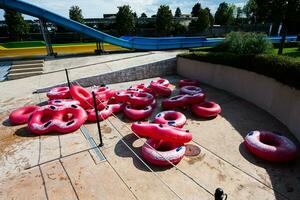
[
  {"left": 178, "top": 51, "right": 300, "bottom": 90},
  {"left": 1, "top": 41, "right": 46, "bottom": 48},
  {"left": 273, "top": 42, "right": 299, "bottom": 48}
]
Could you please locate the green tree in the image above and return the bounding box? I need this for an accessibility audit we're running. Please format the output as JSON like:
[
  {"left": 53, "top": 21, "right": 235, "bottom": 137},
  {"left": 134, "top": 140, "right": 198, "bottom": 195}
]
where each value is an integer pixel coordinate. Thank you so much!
[
  {"left": 214, "top": 2, "right": 235, "bottom": 25},
  {"left": 235, "top": 7, "right": 244, "bottom": 25},
  {"left": 156, "top": 5, "right": 173, "bottom": 36},
  {"left": 116, "top": 5, "right": 135, "bottom": 36},
  {"left": 249, "top": 0, "right": 300, "bottom": 54},
  {"left": 175, "top": 7, "right": 182, "bottom": 17},
  {"left": 191, "top": 3, "right": 201, "bottom": 17},
  {"left": 189, "top": 8, "right": 210, "bottom": 32},
  {"left": 172, "top": 22, "right": 187, "bottom": 35},
  {"left": 133, "top": 12, "right": 138, "bottom": 19},
  {"left": 243, "top": 0, "right": 257, "bottom": 24},
  {"left": 140, "top": 12, "right": 147, "bottom": 18},
  {"left": 69, "top": 5, "right": 84, "bottom": 23},
  {"left": 205, "top": 7, "right": 214, "bottom": 27},
  {"left": 4, "top": 9, "right": 29, "bottom": 41}
]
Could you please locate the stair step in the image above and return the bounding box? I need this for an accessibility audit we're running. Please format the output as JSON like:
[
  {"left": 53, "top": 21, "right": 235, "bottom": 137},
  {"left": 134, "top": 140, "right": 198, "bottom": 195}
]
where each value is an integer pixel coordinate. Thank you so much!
[
  {"left": 11, "top": 63, "right": 44, "bottom": 69},
  {"left": 8, "top": 71, "right": 43, "bottom": 80},
  {"left": 12, "top": 59, "right": 44, "bottom": 65},
  {"left": 0, "top": 71, "right": 9, "bottom": 81},
  {"left": 10, "top": 67, "right": 43, "bottom": 73}
]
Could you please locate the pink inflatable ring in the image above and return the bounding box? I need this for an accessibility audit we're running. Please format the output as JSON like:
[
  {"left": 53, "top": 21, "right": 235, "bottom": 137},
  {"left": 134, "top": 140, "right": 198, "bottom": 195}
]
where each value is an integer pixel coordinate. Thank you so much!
[
  {"left": 47, "top": 87, "right": 70, "bottom": 100},
  {"left": 180, "top": 86, "right": 203, "bottom": 95},
  {"left": 124, "top": 105, "right": 153, "bottom": 120},
  {"left": 192, "top": 101, "right": 221, "bottom": 118},
  {"left": 244, "top": 131, "right": 298, "bottom": 162},
  {"left": 131, "top": 122, "right": 192, "bottom": 144},
  {"left": 179, "top": 79, "right": 199, "bottom": 87},
  {"left": 70, "top": 85, "right": 93, "bottom": 109},
  {"left": 9, "top": 105, "right": 39, "bottom": 125},
  {"left": 141, "top": 139, "right": 186, "bottom": 166},
  {"left": 154, "top": 111, "right": 186, "bottom": 128},
  {"left": 28, "top": 104, "right": 87, "bottom": 135}
]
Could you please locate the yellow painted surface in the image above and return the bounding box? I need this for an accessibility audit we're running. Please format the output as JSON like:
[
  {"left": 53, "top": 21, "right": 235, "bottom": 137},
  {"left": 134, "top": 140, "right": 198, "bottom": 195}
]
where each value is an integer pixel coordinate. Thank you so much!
[{"left": 0, "top": 43, "right": 127, "bottom": 57}]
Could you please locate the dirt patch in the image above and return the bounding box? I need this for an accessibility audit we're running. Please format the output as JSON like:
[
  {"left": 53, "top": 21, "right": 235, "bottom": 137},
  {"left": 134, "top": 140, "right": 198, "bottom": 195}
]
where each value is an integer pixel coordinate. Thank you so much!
[
  {"left": 186, "top": 153, "right": 206, "bottom": 165},
  {"left": 101, "top": 125, "right": 112, "bottom": 134},
  {"left": 218, "top": 173, "right": 226, "bottom": 182}
]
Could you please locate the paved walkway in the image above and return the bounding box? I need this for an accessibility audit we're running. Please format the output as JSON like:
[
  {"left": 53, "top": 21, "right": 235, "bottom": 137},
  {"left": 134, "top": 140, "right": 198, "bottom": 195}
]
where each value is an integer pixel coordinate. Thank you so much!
[
  {"left": 0, "top": 51, "right": 184, "bottom": 102},
  {"left": 0, "top": 76, "right": 299, "bottom": 200}
]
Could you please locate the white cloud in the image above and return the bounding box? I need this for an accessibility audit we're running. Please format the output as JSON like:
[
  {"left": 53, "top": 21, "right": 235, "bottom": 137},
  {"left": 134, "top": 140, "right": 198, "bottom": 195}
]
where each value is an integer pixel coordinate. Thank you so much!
[{"left": 0, "top": 0, "right": 247, "bottom": 20}]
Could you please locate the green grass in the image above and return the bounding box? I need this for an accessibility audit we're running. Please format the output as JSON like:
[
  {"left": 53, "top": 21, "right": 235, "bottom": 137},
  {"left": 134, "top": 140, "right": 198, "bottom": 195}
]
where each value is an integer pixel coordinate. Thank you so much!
[
  {"left": 189, "top": 46, "right": 215, "bottom": 52},
  {"left": 178, "top": 51, "right": 300, "bottom": 89},
  {"left": 1, "top": 41, "right": 46, "bottom": 48},
  {"left": 0, "top": 41, "right": 97, "bottom": 48},
  {"left": 52, "top": 42, "right": 96, "bottom": 47},
  {"left": 272, "top": 48, "right": 300, "bottom": 61}
]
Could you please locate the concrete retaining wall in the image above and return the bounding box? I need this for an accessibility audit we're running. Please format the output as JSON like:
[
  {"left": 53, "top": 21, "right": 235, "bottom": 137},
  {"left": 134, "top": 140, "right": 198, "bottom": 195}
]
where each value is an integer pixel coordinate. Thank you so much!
[
  {"left": 36, "top": 57, "right": 176, "bottom": 93},
  {"left": 177, "top": 57, "right": 300, "bottom": 142}
]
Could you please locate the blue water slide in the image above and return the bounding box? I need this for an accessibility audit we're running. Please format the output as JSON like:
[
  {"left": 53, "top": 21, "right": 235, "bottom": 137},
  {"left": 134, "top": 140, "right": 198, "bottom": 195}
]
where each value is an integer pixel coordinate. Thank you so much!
[
  {"left": 0, "top": 0, "right": 297, "bottom": 50},
  {"left": 0, "top": 0, "right": 215, "bottom": 50}
]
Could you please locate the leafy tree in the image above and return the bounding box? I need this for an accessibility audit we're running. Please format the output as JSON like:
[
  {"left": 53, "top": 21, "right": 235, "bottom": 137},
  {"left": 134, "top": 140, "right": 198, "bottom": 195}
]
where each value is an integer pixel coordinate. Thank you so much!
[
  {"left": 175, "top": 7, "right": 182, "bottom": 17},
  {"left": 156, "top": 5, "right": 173, "bottom": 36},
  {"left": 248, "top": 0, "right": 300, "bottom": 54},
  {"left": 205, "top": 7, "right": 214, "bottom": 27},
  {"left": 214, "top": 2, "right": 235, "bottom": 25},
  {"left": 69, "top": 5, "right": 84, "bottom": 23},
  {"left": 243, "top": 0, "right": 257, "bottom": 24},
  {"left": 189, "top": 8, "right": 210, "bottom": 32},
  {"left": 172, "top": 22, "right": 187, "bottom": 35},
  {"left": 140, "top": 12, "right": 147, "bottom": 18},
  {"left": 191, "top": 3, "right": 201, "bottom": 17},
  {"left": 4, "top": 9, "right": 29, "bottom": 41},
  {"left": 235, "top": 7, "right": 246, "bottom": 25},
  {"left": 116, "top": 5, "right": 135, "bottom": 36},
  {"left": 133, "top": 12, "right": 138, "bottom": 19}
]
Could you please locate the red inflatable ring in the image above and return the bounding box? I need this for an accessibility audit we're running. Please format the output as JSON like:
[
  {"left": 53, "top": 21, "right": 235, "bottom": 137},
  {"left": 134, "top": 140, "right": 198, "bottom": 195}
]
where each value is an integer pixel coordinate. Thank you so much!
[
  {"left": 107, "top": 100, "right": 126, "bottom": 114},
  {"left": 192, "top": 101, "right": 221, "bottom": 118},
  {"left": 128, "top": 92, "right": 154, "bottom": 107},
  {"left": 162, "top": 93, "right": 205, "bottom": 110},
  {"left": 151, "top": 79, "right": 169, "bottom": 87},
  {"left": 150, "top": 84, "right": 172, "bottom": 97},
  {"left": 114, "top": 90, "right": 133, "bottom": 103},
  {"left": 154, "top": 111, "right": 186, "bottom": 128},
  {"left": 70, "top": 85, "right": 93, "bottom": 109},
  {"left": 128, "top": 83, "right": 155, "bottom": 96},
  {"left": 9, "top": 105, "right": 39, "bottom": 125},
  {"left": 124, "top": 105, "right": 153, "bottom": 120},
  {"left": 180, "top": 86, "right": 202, "bottom": 95},
  {"left": 179, "top": 79, "right": 199, "bottom": 87},
  {"left": 245, "top": 131, "right": 298, "bottom": 162},
  {"left": 47, "top": 87, "right": 70, "bottom": 100},
  {"left": 48, "top": 99, "right": 80, "bottom": 106},
  {"left": 131, "top": 122, "right": 192, "bottom": 144},
  {"left": 141, "top": 139, "right": 186, "bottom": 166},
  {"left": 92, "top": 86, "right": 115, "bottom": 101},
  {"left": 86, "top": 102, "right": 114, "bottom": 122},
  {"left": 28, "top": 104, "right": 87, "bottom": 135}
]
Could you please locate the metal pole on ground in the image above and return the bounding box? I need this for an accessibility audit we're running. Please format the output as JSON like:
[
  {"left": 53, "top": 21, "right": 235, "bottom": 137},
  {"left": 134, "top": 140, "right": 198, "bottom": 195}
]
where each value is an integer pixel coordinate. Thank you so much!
[
  {"left": 214, "top": 188, "right": 227, "bottom": 200},
  {"left": 65, "top": 69, "right": 71, "bottom": 89},
  {"left": 92, "top": 91, "right": 103, "bottom": 147}
]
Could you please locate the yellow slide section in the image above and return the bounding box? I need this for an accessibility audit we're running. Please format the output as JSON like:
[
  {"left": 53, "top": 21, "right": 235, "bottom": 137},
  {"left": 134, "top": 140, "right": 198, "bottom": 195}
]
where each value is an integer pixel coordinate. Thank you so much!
[{"left": 0, "top": 43, "right": 127, "bottom": 57}]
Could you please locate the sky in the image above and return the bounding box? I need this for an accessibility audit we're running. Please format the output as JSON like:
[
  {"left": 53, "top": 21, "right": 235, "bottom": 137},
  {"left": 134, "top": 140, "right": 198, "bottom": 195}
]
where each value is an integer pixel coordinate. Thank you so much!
[{"left": 0, "top": 0, "right": 247, "bottom": 20}]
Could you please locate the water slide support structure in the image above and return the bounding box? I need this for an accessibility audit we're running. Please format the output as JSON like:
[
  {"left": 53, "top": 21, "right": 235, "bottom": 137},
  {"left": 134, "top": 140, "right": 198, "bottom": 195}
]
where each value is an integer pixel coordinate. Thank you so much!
[{"left": 39, "top": 19, "right": 56, "bottom": 56}]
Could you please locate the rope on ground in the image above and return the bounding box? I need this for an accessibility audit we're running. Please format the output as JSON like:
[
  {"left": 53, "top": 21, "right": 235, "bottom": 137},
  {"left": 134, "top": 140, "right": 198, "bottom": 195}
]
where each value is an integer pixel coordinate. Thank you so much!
[
  {"left": 73, "top": 80, "right": 214, "bottom": 197},
  {"left": 71, "top": 80, "right": 185, "bottom": 200}
]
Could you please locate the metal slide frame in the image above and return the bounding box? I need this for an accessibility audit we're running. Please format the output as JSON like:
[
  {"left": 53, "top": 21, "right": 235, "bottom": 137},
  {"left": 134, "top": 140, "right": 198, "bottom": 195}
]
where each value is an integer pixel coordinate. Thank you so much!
[{"left": 0, "top": 0, "right": 297, "bottom": 50}]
